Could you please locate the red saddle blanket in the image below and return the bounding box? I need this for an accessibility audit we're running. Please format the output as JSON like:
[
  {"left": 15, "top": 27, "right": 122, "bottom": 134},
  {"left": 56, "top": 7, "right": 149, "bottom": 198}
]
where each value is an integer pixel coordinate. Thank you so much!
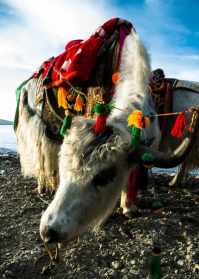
[{"left": 34, "top": 18, "right": 133, "bottom": 87}]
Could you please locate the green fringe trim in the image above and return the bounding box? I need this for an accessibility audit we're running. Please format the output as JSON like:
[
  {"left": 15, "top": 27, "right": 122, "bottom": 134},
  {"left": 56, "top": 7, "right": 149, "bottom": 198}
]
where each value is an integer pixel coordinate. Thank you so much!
[
  {"left": 141, "top": 152, "right": 154, "bottom": 163},
  {"left": 152, "top": 200, "right": 163, "bottom": 210},
  {"left": 14, "top": 76, "right": 33, "bottom": 130},
  {"left": 60, "top": 115, "right": 72, "bottom": 136},
  {"left": 94, "top": 103, "right": 107, "bottom": 114},
  {"left": 131, "top": 126, "right": 141, "bottom": 149}
]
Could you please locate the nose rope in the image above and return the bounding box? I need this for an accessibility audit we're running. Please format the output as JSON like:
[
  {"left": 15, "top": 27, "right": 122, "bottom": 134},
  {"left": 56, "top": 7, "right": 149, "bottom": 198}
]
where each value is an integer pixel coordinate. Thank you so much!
[{"left": 43, "top": 242, "right": 59, "bottom": 262}]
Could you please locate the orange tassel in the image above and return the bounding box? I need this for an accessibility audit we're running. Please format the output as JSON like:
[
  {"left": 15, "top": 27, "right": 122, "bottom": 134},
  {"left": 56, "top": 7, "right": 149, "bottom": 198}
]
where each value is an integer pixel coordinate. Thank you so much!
[
  {"left": 74, "top": 95, "right": 83, "bottom": 112},
  {"left": 57, "top": 87, "right": 68, "bottom": 109},
  {"left": 171, "top": 112, "right": 186, "bottom": 138},
  {"left": 144, "top": 116, "right": 151, "bottom": 128},
  {"left": 112, "top": 72, "right": 120, "bottom": 84}
]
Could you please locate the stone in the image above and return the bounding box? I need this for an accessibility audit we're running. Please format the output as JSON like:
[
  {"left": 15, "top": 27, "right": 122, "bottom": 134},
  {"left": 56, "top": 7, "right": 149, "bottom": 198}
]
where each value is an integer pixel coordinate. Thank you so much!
[
  {"left": 177, "top": 259, "right": 184, "bottom": 266},
  {"left": 112, "top": 261, "right": 120, "bottom": 269}
]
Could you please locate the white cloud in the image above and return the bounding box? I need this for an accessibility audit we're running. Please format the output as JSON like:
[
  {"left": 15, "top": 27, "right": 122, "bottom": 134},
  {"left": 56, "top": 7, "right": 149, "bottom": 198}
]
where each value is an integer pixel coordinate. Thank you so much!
[
  {"left": 0, "top": 0, "right": 198, "bottom": 120},
  {"left": 0, "top": 0, "right": 118, "bottom": 120},
  {"left": 0, "top": 67, "right": 28, "bottom": 120},
  {"left": 134, "top": 1, "right": 199, "bottom": 82},
  {"left": 152, "top": 53, "right": 199, "bottom": 81}
]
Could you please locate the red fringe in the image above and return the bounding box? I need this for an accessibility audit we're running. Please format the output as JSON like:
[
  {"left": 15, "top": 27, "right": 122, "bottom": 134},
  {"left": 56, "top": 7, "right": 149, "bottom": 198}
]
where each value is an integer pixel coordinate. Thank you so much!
[
  {"left": 126, "top": 166, "right": 140, "bottom": 207},
  {"left": 93, "top": 115, "right": 107, "bottom": 134},
  {"left": 171, "top": 112, "right": 186, "bottom": 138}
]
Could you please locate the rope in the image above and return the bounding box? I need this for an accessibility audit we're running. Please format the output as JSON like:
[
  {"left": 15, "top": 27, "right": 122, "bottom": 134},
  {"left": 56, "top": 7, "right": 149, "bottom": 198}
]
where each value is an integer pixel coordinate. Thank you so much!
[
  {"left": 112, "top": 105, "right": 199, "bottom": 118},
  {"left": 64, "top": 80, "right": 87, "bottom": 98}
]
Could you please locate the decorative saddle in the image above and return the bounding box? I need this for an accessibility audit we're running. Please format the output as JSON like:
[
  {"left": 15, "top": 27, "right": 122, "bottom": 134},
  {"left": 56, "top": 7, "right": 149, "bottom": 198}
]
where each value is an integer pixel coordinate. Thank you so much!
[{"left": 19, "top": 18, "right": 134, "bottom": 140}]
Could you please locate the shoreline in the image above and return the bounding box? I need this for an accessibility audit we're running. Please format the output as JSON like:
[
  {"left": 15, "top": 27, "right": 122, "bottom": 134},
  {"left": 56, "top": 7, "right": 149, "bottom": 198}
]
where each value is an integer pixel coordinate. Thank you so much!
[{"left": 0, "top": 147, "right": 17, "bottom": 155}]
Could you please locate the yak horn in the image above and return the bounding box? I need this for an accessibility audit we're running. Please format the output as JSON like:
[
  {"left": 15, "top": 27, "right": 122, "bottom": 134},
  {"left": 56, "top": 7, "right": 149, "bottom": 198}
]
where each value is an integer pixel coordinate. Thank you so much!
[{"left": 128, "top": 110, "right": 199, "bottom": 169}]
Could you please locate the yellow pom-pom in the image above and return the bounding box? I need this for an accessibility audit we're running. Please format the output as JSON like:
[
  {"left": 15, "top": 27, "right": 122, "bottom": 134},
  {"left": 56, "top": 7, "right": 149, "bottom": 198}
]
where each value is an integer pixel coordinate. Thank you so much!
[
  {"left": 74, "top": 95, "right": 84, "bottom": 112},
  {"left": 57, "top": 87, "right": 68, "bottom": 109},
  {"left": 128, "top": 110, "right": 143, "bottom": 128}
]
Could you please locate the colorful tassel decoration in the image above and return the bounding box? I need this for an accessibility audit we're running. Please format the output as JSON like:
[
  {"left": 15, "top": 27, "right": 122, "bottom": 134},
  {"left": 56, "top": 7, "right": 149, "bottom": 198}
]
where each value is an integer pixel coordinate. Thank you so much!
[
  {"left": 152, "top": 200, "right": 163, "bottom": 213},
  {"left": 94, "top": 114, "right": 107, "bottom": 134},
  {"left": 128, "top": 110, "right": 143, "bottom": 149},
  {"left": 94, "top": 103, "right": 106, "bottom": 114},
  {"left": 131, "top": 126, "right": 141, "bottom": 149},
  {"left": 60, "top": 111, "right": 72, "bottom": 136},
  {"left": 149, "top": 247, "right": 162, "bottom": 279},
  {"left": 112, "top": 72, "right": 120, "bottom": 84},
  {"left": 143, "top": 116, "right": 151, "bottom": 128},
  {"left": 93, "top": 103, "right": 108, "bottom": 134},
  {"left": 74, "top": 95, "right": 84, "bottom": 112},
  {"left": 57, "top": 87, "right": 68, "bottom": 109},
  {"left": 128, "top": 110, "right": 143, "bottom": 128},
  {"left": 141, "top": 153, "right": 154, "bottom": 163},
  {"left": 171, "top": 112, "right": 186, "bottom": 138}
]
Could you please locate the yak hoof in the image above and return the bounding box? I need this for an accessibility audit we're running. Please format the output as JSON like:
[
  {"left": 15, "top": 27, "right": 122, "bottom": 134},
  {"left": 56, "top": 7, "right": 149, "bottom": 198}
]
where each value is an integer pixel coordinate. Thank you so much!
[{"left": 122, "top": 204, "right": 140, "bottom": 218}]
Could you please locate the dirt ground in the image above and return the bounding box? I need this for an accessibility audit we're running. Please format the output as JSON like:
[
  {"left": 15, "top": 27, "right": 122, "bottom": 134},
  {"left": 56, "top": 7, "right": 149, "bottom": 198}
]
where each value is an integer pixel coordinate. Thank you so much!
[{"left": 0, "top": 151, "right": 199, "bottom": 279}]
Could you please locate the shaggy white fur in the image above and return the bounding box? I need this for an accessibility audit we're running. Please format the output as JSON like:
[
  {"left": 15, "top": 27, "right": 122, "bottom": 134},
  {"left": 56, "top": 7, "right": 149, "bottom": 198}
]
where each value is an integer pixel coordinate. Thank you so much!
[
  {"left": 16, "top": 28, "right": 159, "bottom": 242},
  {"left": 40, "top": 30, "right": 157, "bottom": 242},
  {"left": 110, "top": 31, "right": 151, "bottom": 120},
  {"left": 16, "top": 87, "right": 60, "bottom": 193},
  {"left": 38, "top": 111, "right": 135, "bottom": 234},
  {"left": 109, "top": 31, "right": 160, "bottom": 149}
]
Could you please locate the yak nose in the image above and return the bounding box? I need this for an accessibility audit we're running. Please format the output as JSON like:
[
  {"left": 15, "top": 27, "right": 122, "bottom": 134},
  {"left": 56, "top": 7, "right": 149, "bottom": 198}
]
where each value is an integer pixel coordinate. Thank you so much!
[{"left": 41, "top": 226, "right": 60, "bottom": 243}]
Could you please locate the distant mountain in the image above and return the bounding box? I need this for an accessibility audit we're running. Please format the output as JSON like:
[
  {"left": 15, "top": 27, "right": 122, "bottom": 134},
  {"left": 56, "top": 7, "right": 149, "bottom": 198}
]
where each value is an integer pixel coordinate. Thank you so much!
[{"left": 0, "top": 119, "right": 13, "bottom": 125}]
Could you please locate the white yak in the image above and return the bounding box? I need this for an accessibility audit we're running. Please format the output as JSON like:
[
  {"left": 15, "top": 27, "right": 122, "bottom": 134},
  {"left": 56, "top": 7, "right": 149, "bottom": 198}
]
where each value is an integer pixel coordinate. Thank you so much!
[{"left": 15, "top": 21, "right": 199, "bottom": 245}]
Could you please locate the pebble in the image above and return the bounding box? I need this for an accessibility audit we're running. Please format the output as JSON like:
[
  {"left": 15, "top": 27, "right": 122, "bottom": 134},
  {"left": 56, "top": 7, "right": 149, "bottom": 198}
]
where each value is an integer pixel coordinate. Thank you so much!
[
  {"left": 1, "top": 159, "right": 199, "bottom": 278},
  {"left": 107, "top": 268, "right": 117, "bottom": 277},
  {"left": 194, "top": 264, "right": 199, "bottom": 271},
  {"left": 177, "top": 259, "right": 184, "bottom": 266},
  {"left": 130, "top": 259, "right": 136, "bottom": 265},
  {"left": 112, "top": 261, "right": 120, "bottom": 269},
  {"left": 186, "top": 254, "right": 192, "bottom": 261}
]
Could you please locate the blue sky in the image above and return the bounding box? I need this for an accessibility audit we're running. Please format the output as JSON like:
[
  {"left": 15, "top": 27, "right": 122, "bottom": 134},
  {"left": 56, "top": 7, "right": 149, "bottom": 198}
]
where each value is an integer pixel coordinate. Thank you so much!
[{"left": 0, "top": 0, "right": 199, "bottom": 120}]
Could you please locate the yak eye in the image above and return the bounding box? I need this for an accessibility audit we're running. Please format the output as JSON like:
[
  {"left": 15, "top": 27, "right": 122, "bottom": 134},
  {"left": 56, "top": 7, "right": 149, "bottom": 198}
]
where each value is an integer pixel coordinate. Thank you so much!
[{"left": 92, "top": 166, "right": 116, "bottom": 187}]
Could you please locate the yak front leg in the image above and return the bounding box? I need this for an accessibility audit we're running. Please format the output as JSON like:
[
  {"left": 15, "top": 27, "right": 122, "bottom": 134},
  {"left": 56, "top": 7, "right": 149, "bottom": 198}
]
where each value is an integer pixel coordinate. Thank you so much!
[
  {"left": 120, "top": 165, "right": 148, "bottom": 216},
  {"left": 120, "top": 165, "right": 140, "bottom": 216}
]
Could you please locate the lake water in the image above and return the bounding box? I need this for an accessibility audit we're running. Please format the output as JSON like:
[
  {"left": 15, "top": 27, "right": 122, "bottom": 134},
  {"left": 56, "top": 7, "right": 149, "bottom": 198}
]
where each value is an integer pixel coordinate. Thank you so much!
[{"left": 0, "top": 125, "right": 17, "bottom": 151}]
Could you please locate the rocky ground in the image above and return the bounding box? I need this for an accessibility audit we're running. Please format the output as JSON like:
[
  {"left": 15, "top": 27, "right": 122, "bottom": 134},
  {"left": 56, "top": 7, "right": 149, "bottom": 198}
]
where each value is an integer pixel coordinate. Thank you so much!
[{"left": 0, "top": 150, "right": 199, "bottom": 279}]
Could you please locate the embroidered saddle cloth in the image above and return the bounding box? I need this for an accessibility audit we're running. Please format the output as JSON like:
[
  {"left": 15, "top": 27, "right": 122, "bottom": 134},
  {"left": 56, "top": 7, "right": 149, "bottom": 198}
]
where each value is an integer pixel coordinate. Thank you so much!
[{"left": 15, "top": 18, "right": 134, "bottom": 139}]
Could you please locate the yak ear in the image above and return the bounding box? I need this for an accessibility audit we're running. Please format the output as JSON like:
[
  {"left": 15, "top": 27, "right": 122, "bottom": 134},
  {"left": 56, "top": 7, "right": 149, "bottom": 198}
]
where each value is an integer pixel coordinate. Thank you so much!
[{"left": 127, "top": 110, "right": 199, "bottom": 169}]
